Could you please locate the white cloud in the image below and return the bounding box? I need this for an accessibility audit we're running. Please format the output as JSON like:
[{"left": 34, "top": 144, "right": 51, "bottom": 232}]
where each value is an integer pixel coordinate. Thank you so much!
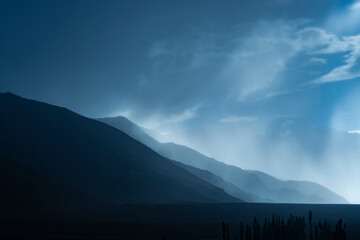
[
  {"left": 261, "top": 90, "right": 295, "bottom": 100},
  {"left": 348, "top": 130, "right": 360, "bottom": 134},
  {"left": 138, "top": 105, "right": 201, "bottom": 130},
  {"left": 311, "top": 35, "right": 360, "bottom": 84},
  {"left": 313, "top": 65, "right": 357, "bottom": 84},
  {"left": 219, "top": 115, "right": 258, "bottom": 123},
  {"left": 309, "top": 57, "right": 327, "bottom": 64},
  {"left": 294, "top": 27, "right": 347, "bottom": 53},
  {"left": 275, "top": 26, "right": 360, "bottom": 85},
  {"left": 221, "top": 20, "right": 360, "bottom": 99},
  {"left": 165, "top": 106, "right": 200, "bottom": 124},
  {"left": 222, "top": 20, "right": 305, "bottom": 101}
]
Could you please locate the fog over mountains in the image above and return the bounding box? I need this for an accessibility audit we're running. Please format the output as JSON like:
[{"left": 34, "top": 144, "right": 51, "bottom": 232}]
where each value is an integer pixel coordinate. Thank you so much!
[
  {"left": 0, "top": 92, "right": 347, "bottom": 208},
  {"left": 98, "top": 116, "right": 347, "bottom": 204}
]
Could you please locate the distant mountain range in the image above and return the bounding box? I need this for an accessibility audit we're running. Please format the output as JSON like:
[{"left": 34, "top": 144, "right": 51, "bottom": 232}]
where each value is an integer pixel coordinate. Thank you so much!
[
  {"left": 0, "top": 92, "right": 240, "bottom": 209},
  {"left": 98, "top": 116, "right": 348, "bottom": 204}
]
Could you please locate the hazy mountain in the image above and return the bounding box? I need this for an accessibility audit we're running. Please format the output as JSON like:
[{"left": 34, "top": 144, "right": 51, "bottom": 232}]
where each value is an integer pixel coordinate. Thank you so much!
[
  {"left": 247, "top": 170, "right": 348, "bottom": 204},
  {"left": 172, "top": 161, "right": 265, "bottom": 202},
  {"left": 98, "top": 116, "right": 348, "bottom": 203},
  {"left": 0, "top": 92, "right": 241, "bottom": 206}
]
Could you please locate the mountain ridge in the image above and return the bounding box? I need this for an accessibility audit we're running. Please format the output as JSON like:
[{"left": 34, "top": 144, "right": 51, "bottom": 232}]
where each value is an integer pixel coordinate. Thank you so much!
[
  {"left": 0, "top": 92, "right": 241, "bottom": 206},
  {"left": 98, "top": 116, "right": 348, "bottom": 204}
]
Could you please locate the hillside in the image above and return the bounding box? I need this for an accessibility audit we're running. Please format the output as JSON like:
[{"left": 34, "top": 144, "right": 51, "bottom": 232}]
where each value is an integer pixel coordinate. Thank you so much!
[
  {"left": 99, "top": 116, "right": 347, "bottom": 203},
  {"left": 0, "top": 92, "right": 241, "bottom": 206}
]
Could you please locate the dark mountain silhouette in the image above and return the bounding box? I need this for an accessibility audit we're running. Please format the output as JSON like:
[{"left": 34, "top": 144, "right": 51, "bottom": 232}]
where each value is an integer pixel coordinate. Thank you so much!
[
  {"left": 98, "top": 116, "right": 347, "bottom": 203},
  {"left": 0, "top": 154, "right": 92, "bottom": 209},
  {"left": 0, "top": 92, "right": 241, "bottom": 205}
]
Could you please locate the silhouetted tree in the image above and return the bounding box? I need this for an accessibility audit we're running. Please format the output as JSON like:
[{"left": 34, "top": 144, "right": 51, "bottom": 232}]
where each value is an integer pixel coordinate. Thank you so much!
[
  {"left": 309, "top": 210, "right": 314, "bottom": 240},
  {"left": 240, "top": 223, "right": 245, "bottom": 240},
  {"left": 222, "top": 213, "right": 347, "bottom": 240},
  {"left": 253, "top": 217, "right": 261, "bottom": 240},
  {"left": 262, "top": 220, "right": 268, "bottom": 240},
  {"left": 222, "top": 222, "right": 226, "bottom": 240},
  {"left": 318, "top": 219, "right": 333, "bottom": 240},
  {"left": 227, "top": 223, "right": 230, "bottom": 240},
  {"left": 245, "top": 224, "right": 251, "bottom": 240},
  {"left": 334, "top": 218, "right": 346, "bottom": 240}
]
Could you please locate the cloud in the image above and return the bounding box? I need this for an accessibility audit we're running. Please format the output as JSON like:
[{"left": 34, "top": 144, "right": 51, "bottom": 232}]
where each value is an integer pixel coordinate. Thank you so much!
[
  {"left": 220, "top": 20, "right": 309, "bottom": 101},
  {"left": 311, "top": 35, "right": 360, "bottom": 84},
  {"left": 309, "top": 57, "right": 327, "bottom": 64},
  {"left": 349, "top": 1, "right": 360, "bottom": 10},
  {"left": 147, "top": 20, "right": 315, "bottom": 103},
  {"left": 164, "top": 105, "right": 200, "bottom": 124},
  {"left": 313, "top": 64, "right": 360, "bottom": 84},
  {"left": 253, "top": 25, "right": 360, "bottom": 85},
  {"left": 251, "top": 25, "right": 360, "bottom": 85},
  {"left": 215, "top": 20, "right": 360, "bottom": 98},
  {"left": 144, "top": 19, "right": 360, "bottom": 130},
  {"left": 294, "top": 27, "right": 346, "bottom": 53},
  {"left": 219, "top": 115, "right": 258, "bottom": 123},
  {"left": 261, "top": 89, "right": 296, "bottom": 100},
  {"left": 138, "top": 105, "right": 201, "bottom": 130},
  {"left": 348, "top": 130, "right": 360, "bottom": 134}
]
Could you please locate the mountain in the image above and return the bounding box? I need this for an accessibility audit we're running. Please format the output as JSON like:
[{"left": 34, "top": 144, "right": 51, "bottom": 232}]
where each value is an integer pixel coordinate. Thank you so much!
[
  {"left": 98, "top": 116, "right": 348, "bottom": 204},
  {"left": 97, "top": 116, "right": 265, "bottom": 202},
  {"left": 171, "top": 161, "right": 264, "bottom": 202},
  {"left": 0, "top": 92, "right": 241, "bottom": 206},
  {"left": 0, "top": 154, "right": 92, "bottom": 209}
]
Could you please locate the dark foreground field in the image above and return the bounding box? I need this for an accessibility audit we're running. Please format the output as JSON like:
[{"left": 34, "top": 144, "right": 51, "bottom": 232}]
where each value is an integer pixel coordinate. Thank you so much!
[{"left": 1, "top": 203, "right": 360, "bottom": 239}]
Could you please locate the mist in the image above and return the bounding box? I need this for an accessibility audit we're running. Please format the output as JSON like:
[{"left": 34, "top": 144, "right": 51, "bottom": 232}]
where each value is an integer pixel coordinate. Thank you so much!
[
  {"left": 121, "top": 11, "right": 360, "bottom": 203},
  {"left": 148, "top": 115, "right": 360, "bottom": 203}
]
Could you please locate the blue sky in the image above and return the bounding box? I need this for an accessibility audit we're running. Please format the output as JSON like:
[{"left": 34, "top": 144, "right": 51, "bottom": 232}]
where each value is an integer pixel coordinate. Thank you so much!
[
  {"left": 2, "top": 0, "right": 360, "bottom": 202},
  {"left": 2, "top": 0, "right": 359, "bottom": 132}
]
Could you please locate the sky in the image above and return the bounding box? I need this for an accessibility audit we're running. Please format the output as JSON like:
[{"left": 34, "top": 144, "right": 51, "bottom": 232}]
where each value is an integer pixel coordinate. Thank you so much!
[{"left": 2, "top": 0, "right": 360, "bottom": 202}]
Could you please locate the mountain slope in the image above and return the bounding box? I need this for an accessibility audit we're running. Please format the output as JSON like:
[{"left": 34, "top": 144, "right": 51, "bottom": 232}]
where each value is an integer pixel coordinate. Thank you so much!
[
  {"left": 0, "top": 154, "right": 93, "bottom": 209},
  {"left": 98, "top": 116, "right": 264, "bottom": 202},
  {"left": 98, "top": 116, "right": 347, "bottom": 203},
  {"left": 0, "top": 92, "right": 240, "bottom": 205},
  {"left": 248, "top": 170, "right": 347, "bottom": 204},
  {"left": 172, "top": 161, "right": 264, "bottom": 202}
]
